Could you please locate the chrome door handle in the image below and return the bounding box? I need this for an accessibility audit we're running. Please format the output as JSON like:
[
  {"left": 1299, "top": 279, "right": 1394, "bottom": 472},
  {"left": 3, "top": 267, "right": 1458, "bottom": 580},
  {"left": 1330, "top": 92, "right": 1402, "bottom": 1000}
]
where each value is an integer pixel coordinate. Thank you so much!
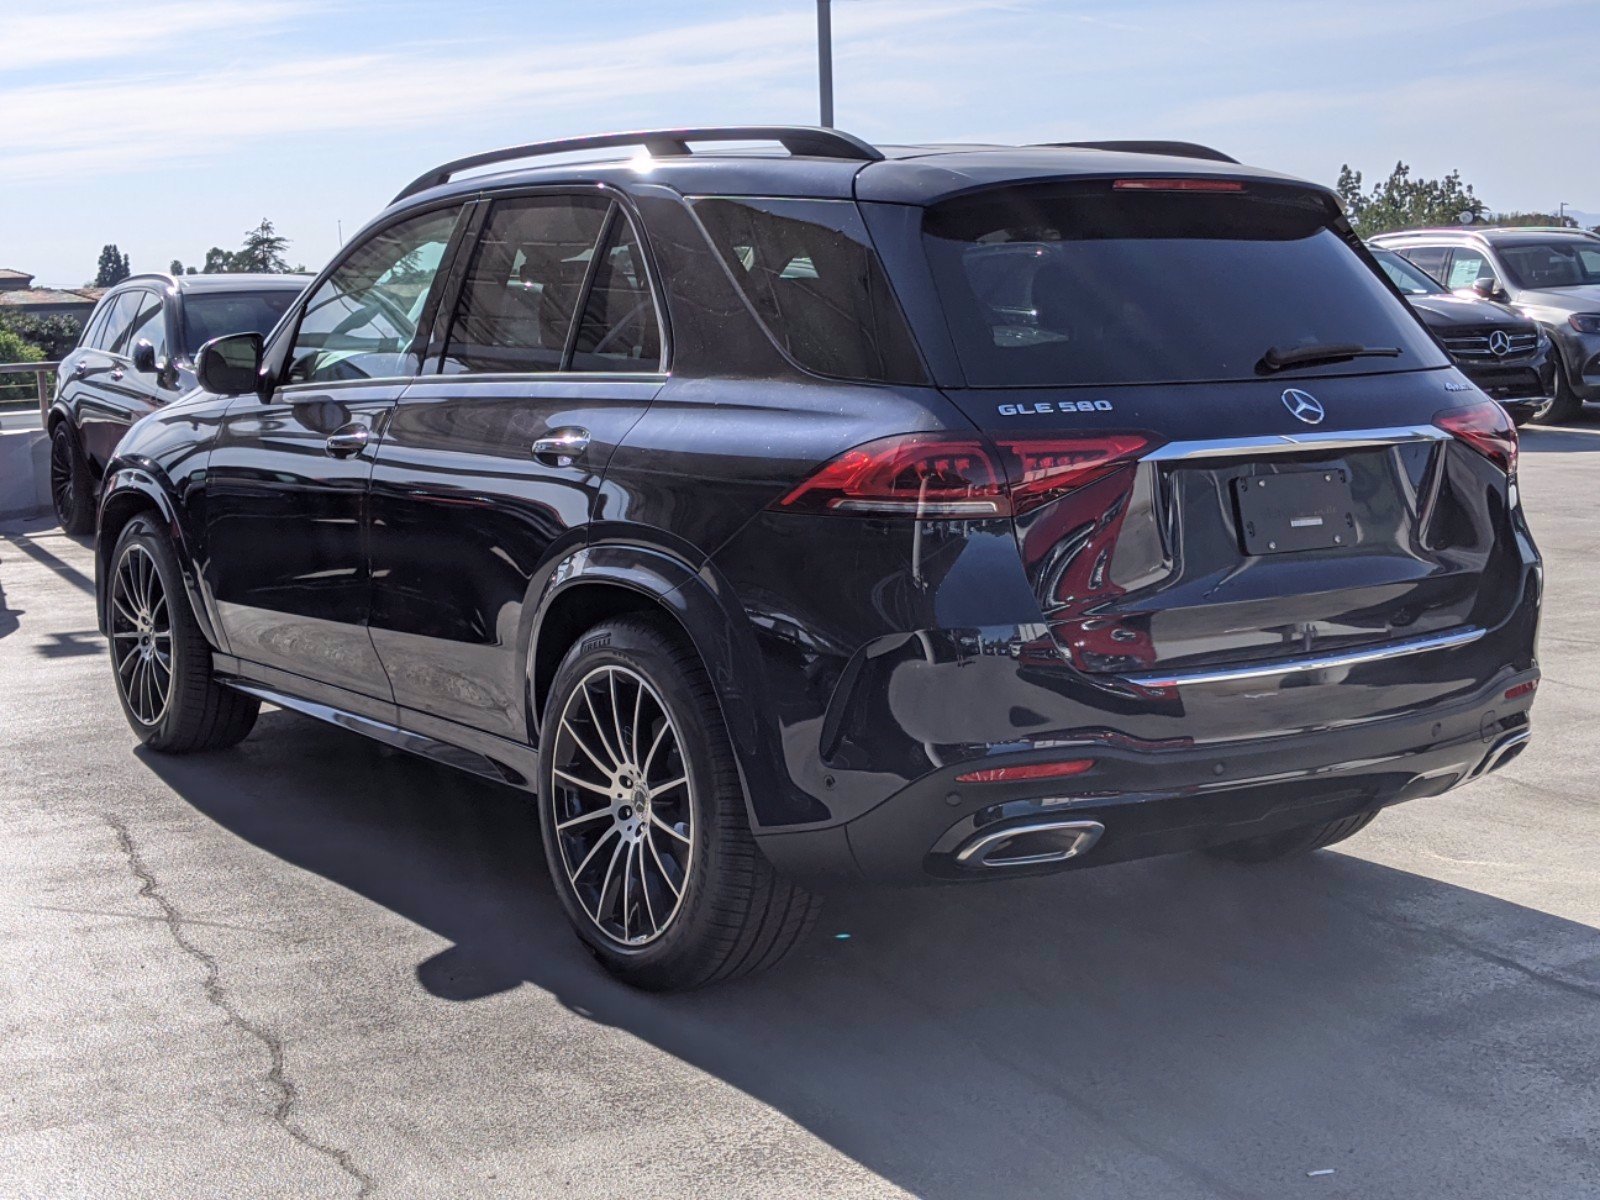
[
  {"left": 532, "top": 427, "right": 590, "bottom": 466},
  {"left": 324, "top": 425, "right": 372, "bottom": 457},
  {"left": 73, "top": 361, "right": 89, "bottom": 376},
  {"left": 110, "top": 368, "right": 124, "bottom": 381}
]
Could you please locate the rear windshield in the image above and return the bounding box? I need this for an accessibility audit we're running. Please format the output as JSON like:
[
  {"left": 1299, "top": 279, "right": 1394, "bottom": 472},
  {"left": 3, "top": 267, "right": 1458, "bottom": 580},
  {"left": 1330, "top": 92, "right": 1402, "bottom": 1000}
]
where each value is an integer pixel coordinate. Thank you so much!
[
  {"left": 182, "top": 290, "right": 299, "bottom": 356},
  {"left": 922, "top": 183, "right": 1444, "bottom": 387}
]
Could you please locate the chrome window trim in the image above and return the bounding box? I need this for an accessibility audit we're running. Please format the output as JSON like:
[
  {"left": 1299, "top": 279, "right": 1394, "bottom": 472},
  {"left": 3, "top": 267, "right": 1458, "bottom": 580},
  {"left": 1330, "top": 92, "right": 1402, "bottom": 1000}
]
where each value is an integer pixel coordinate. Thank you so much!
[
  {"left": 1142, "top": 425, "right": 1449, "bottom": 462},
  {"left": 1120, "top": 625, "right": 1486, "bottom": 690}
]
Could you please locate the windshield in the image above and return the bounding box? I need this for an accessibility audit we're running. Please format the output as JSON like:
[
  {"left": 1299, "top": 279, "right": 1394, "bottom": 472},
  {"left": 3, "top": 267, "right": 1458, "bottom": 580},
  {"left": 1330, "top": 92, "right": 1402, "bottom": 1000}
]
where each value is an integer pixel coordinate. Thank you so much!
[
  {"left": 1372, "top": 249, "right": 1445, "bottom": 296},
  {"left": 1495, "top": 240, "right": 1600, "bottom": 291},
  {"left": 921, "top": 183, "right": 1444, "bottom": 387},
  {"left": 182, "top": 290, "right": 300, "bottom": 356}
]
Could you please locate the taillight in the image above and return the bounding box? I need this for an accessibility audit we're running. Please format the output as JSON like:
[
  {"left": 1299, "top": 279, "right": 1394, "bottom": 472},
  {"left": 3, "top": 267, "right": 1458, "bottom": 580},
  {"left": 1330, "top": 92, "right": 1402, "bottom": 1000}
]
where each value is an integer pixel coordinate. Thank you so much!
[
  {"left": 955, "top": 758, "right": 1094, "bottom": 784},
  {"left": 776, "top": 432, "right": 1159, "bottom": 518},
  {"left": 1434, "top": 401, "right": 1517, "bottom": 477}
]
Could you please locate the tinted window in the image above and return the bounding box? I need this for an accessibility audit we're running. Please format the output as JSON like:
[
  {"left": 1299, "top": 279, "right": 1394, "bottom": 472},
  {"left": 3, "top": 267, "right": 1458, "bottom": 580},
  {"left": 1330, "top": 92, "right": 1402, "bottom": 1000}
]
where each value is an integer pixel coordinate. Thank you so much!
[
  {"left": 692, "top": 197, "right": 925, "bottom": 384},
  {"left": 440, "top": 196, "right": 610, "bottom": 375},
  {"left": 570, "top": 214, "right": 663, "bottom": 372},
  {"left": 922, "top": 184, "right": 1444, "bottom": 387},
  {"left": 1444, "top": 248, "right": 1494, "bottom": 290},
  {"left": 287, "top": 206, "right": 460, "bottom": 384},
  {"left": 96, "top": 292, "right": 144, "bottom": 354},
  {"left": 1495, "top": 240, "right": 1600, "bottom": 290},
  {"left": 183, "top": 291, "right": 298, "bottom": 356},
  {"left": 1372, "top": 249, "right": 1444, "bottom": 295},
  {"left": 123, "top": 292, "right": 166, "bottom": 360},
  {"left": 79, "top": 299, "right": 115, "bottom": 349},
  {"left": 1397, "top": 245, "right": 1450, "bottom": 279}
]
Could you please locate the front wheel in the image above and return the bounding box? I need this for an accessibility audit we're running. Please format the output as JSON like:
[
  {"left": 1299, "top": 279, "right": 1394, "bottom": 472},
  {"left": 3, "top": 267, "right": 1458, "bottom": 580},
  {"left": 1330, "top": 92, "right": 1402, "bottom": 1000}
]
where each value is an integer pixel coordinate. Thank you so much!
[
  {"left": 107, "top": 516, "right": 259, "bottom": 752},
  {"left": 538, "top": 616, "right": 819, "bottom": 990},
  {"left": 1205, "top": 809, "right": 1379, "bottom": 864},
  {"left": 1536, "top": 359, "right": 1584, "bottom": 425}
]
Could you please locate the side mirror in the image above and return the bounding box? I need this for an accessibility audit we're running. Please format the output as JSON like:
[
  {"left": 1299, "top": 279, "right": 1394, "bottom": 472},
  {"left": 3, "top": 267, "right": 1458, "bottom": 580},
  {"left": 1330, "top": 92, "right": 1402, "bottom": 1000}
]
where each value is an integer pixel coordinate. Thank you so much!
[
  {"left": 196, "top": 332, "right": 264, "bottom": 396},
  {"left": 1471, "top": 276, "right": 1502, "bottom": 300},
  {"left": 131, "top": 339, "right": 157, "bottom": 374}
]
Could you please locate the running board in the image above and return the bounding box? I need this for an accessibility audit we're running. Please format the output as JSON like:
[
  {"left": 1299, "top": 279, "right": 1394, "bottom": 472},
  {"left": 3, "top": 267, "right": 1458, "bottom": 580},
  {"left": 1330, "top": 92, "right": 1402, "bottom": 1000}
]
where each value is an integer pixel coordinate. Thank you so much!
[{"left": 220, "top": 679, "right": 528, "bottom": 786}]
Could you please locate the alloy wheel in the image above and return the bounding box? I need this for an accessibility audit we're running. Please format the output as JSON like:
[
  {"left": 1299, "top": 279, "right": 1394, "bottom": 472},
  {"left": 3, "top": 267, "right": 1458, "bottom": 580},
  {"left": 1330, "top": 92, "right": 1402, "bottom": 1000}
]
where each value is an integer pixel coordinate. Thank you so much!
[
  {"left": 548, "top": 665, "right": 694, "bottom": 947},
  {"left": 109, "top": 544, "right": 173, "bottom": 726},
  {"left": 50, "top": 430, "right": 77, "bottom": 527}
]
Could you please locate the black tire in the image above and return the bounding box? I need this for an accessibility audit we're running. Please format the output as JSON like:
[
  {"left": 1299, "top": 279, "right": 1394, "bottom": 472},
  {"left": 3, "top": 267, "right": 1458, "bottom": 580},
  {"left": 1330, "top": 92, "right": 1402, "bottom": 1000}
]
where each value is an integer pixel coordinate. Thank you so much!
[
  {"left": 1206, "top": 809, "right": 1379, "bottom": 863},
  {"left": 1536, "top": 358, "right": 1584, "bottom": 425},
  {"left": 50, "top": 422, "right": 95, "bottom": 535},
  {"left": 107, "top": 515, "right": 259, "bottom": 752},
  {"left": 537, "top": 615, "right": 820, "bottom": 990}
]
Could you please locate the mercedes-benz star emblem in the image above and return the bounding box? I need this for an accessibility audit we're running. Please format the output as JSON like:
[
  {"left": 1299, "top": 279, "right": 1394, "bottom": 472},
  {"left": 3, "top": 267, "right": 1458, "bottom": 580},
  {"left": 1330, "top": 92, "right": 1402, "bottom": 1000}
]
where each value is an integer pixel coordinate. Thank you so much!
[
  {"left": 1488, "top": 330, "right": 1513, "bottom": 357},
  {"left": 1281, "top": 388, "right": 1325, "bottom": 425}
]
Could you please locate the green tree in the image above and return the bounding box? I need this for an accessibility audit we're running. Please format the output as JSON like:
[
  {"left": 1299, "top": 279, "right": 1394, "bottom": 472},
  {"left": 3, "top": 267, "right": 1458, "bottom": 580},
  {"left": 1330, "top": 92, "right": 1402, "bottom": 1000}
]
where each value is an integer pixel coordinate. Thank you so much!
[
  {"left": 0, "top": 328, "right": 45, "bottom": 401},
  {"left": 0, "top": 313, "right": 82, "bottom": 361},
  {"left": 1335, "top": 162, "right": 1487, "bottom": 237},
  {"left": 234, "top": 219, "right": 292, "bottom": 273},
  {"left": 94, "top": 243, "right": 131, "bottom": 287},
  {"left": 1489, "top": 211, "right": 1579, "bottom": 229}
]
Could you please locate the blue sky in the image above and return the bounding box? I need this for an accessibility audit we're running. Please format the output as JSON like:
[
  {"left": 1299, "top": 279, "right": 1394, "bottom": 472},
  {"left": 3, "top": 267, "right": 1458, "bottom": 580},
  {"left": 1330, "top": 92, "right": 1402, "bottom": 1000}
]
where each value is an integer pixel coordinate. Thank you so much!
[{"left": 2, "top": 0, "right": 1595, "bottom": 286}]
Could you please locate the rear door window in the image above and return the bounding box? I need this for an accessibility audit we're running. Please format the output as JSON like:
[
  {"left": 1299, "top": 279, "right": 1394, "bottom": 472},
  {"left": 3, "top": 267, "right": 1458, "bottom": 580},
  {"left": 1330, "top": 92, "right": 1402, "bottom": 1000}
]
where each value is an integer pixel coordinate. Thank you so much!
[
  {"left": 1397, "top": 245, "right": 1449, "bottom": 279},
  {"left": 439, "top": 195, "right": 611, "bottom": 374},
  {"left": 691, "top": 197, "right": 925, "bottom": 384},
  {"left": 123, "top": 292, "right": 166, "bottom": 360},
  {"left": 96, "top": 292, "right": 144, "bottom": 355},
  {"left": 921, "top": 182, "right": 1444, "bottom": 386},
  {"left": 569, "top": 214, "right": 663, "bottom": 373}
]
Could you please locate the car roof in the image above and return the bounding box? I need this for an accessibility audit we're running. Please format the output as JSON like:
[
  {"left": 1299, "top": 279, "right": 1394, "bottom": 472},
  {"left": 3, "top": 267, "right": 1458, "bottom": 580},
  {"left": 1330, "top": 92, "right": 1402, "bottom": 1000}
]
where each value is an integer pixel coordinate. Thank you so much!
[
  {"left": 116, "top": 273, "right": 311, "bottom": 295},
  {"left": 1374, "top": 227, "right": 1600, "bottom": 245},
  {"left": 391, "top": 134, "right": 1325, "bottom": 214}
]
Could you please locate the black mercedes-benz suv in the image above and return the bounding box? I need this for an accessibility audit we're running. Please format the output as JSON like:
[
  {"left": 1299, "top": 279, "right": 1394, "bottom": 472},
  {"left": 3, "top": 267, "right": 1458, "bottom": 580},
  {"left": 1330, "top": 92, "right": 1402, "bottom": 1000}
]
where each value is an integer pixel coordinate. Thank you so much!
[
  {"left": 1369, "top": 248, "right": 1554, "bottom": 424},
  {"left": 93, "top": 128, "right": 1541, "bottom": 990},
  {"left": 49, "top": 273, "right": 307, "bottom": 533}
]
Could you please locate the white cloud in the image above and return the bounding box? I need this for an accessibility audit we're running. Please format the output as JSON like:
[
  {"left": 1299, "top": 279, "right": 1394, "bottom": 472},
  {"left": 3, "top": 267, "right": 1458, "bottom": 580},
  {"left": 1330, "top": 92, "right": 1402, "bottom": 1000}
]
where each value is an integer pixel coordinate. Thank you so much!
[{"left": 0, "top": 0, "right": 313, "bottom": 72}]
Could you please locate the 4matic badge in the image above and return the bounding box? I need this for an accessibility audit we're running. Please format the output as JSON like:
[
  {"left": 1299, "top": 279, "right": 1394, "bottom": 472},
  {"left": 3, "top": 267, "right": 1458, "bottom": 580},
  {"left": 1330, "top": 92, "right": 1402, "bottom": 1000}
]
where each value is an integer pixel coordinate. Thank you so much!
[{"left": 997, "top": 400, "right": 1114, "bottom": 416}]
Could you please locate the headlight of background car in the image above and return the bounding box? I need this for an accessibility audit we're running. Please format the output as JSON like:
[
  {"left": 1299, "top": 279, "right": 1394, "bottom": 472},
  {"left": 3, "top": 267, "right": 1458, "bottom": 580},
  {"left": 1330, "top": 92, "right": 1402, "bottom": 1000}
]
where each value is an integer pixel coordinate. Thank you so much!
[{"left": 1569, "top": 313, "right": 1600, "bottom": 335}]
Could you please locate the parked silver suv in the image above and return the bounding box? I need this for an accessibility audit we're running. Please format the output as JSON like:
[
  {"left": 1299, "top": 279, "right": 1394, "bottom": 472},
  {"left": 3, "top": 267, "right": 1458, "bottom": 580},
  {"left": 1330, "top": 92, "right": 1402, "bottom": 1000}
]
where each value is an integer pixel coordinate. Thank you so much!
[{"left": 1371, "top": 227, "right": 1600, "bottom": 423}]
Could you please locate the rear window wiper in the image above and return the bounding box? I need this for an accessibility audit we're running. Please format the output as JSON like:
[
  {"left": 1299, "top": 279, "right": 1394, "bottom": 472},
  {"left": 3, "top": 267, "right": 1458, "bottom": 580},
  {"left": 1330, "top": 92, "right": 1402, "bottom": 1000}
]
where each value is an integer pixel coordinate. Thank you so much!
[{"left": 1258, "top": 343, "right": 1401, "bottom": 372}]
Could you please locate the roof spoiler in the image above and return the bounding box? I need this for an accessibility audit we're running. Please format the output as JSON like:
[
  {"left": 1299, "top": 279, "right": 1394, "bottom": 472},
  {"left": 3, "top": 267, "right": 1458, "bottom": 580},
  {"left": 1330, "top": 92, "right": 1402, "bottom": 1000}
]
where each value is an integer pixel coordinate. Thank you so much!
[
  {"left": 1039, "top": 140, "right": 1239, "bottom": 165},
  {"left": 394, "top": 125, "right": 884, "bottom": 203}
]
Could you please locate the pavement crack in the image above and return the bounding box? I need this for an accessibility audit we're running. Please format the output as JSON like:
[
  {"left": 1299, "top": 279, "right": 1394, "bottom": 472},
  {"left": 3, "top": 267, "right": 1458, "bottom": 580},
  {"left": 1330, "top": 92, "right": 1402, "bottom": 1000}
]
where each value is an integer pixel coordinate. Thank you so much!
[{"left": 103, "top": 813, "right": 376, "bottom": 1197}]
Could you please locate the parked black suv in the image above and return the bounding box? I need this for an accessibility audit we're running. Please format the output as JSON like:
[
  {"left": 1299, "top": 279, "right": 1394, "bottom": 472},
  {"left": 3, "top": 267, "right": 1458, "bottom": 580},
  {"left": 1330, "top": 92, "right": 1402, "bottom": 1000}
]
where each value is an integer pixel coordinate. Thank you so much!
[
  {"left": 94, "top": 128, "right": 1541, "bottom": 990},
  {"left": 49, "top": 273, "right": 306, "bottom": 532},
  {"left": 1369, "top": 248, "right": 1554, "bottom": 424},
  {"left": 1371, "top": 226, "right": 1600, "bottom": 423}
]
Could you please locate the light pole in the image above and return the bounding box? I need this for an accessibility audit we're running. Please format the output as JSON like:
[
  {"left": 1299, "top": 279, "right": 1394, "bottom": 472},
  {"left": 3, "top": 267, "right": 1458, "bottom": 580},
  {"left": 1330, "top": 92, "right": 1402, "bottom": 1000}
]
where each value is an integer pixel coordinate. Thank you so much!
[
  {"left": 1558, "top": 201, "right": 1569, "bottom": 227},
  {"left": 817, "top": 0, "right": 834, "bottom": 127}
]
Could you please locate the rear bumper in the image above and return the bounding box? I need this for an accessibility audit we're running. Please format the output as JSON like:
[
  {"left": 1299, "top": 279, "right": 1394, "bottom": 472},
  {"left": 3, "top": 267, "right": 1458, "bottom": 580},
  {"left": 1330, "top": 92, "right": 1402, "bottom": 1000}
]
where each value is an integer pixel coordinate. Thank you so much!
[{"left": 757, "top": 667, "right": 1539, "bottom": 883}]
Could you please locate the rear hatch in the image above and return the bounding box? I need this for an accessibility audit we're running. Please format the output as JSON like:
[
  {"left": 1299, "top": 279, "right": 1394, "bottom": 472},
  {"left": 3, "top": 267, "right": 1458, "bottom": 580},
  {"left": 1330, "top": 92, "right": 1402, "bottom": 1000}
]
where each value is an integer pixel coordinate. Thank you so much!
[{"left": 916, "top": 177, "right": 1522, "bottom": 689}]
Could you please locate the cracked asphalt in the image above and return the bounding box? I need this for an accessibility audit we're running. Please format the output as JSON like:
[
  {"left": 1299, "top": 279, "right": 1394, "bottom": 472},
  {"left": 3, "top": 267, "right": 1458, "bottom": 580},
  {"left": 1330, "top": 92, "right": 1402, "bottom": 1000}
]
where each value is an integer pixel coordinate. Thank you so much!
[{"left": 3, "top": 425, "right": 1600, "bottom": 1199}]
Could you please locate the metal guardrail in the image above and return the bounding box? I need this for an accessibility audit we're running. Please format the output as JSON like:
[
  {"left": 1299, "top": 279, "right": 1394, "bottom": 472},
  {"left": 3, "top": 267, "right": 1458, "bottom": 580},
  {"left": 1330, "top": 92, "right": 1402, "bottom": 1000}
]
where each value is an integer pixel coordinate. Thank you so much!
[{"left": 0, "top": 361, "right": 60, "bottom": 428}]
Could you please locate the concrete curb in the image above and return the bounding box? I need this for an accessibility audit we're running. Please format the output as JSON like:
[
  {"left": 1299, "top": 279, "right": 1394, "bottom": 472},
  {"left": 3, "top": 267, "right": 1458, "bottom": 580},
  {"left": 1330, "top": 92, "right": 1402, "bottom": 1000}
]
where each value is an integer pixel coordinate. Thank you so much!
[{"left": 0, "top": 427, "right": 51, "bottom": 521}]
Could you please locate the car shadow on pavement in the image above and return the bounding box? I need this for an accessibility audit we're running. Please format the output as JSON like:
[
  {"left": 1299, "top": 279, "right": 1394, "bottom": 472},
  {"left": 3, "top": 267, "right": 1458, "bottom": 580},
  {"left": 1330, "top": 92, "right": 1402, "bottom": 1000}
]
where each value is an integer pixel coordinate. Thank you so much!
[
  {"left": 1520, "top": 424, "right": 1600, "bottom": 454},
  {"left": 137, "top": 709, "right": 1600, "bottom": 1198}
]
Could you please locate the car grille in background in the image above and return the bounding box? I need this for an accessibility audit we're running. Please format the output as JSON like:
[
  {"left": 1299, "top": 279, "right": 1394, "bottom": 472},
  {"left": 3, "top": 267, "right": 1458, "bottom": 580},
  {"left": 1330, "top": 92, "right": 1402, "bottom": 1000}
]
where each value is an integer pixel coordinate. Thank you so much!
[{"left": 1441, "top": 331, "right": 1541, "bottom": 360}]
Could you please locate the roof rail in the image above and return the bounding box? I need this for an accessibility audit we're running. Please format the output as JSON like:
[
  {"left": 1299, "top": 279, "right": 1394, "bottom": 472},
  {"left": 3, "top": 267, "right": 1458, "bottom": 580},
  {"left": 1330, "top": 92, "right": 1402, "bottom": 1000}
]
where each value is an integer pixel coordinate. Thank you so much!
[
  {"left": 394, "top": 125, "right": 883, "bottom": 202},
  {"left": 1039, "top": 140, "right": 1239, "bottom": 165}
]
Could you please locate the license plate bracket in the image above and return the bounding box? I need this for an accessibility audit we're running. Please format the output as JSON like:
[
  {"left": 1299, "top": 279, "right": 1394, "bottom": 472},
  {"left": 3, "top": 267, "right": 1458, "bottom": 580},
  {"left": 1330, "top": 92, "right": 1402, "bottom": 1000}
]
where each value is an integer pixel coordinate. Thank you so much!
[{"left": 1232, "top": 469, "right": 1357, "bottom": 555}]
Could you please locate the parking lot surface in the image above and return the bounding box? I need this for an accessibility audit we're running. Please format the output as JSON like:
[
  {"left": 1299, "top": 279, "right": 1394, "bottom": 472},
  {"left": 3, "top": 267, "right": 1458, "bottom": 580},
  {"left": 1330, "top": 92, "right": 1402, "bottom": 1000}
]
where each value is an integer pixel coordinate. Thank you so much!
[{"left": 3, "top": 426, "right": 1599, "bottom": 1199}]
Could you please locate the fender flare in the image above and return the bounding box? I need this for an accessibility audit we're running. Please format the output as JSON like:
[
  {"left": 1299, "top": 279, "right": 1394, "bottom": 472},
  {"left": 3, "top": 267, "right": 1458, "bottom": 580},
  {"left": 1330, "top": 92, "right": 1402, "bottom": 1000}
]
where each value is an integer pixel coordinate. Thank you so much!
[
  {"left": 524, "top": 542, "right": 826, "bottom": 830},
  {"left": 95, "top": 462, "right": 221, "bottom": 648}
]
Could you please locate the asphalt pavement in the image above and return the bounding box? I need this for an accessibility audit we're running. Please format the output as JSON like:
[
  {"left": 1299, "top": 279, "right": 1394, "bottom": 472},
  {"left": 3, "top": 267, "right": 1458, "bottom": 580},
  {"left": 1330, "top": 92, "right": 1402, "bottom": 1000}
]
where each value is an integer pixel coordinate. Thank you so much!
[{"left": 3, "top": 426, "right": 1599, "bottom": 1199}]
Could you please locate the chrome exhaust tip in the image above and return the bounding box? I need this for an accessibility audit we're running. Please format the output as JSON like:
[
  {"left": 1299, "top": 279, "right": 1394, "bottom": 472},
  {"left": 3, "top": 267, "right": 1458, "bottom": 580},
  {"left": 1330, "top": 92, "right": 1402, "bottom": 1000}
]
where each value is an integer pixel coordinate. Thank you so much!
[
  {"left": 954, "top": 819, "right": 1105, "bottom": 870},
  {"left": 1471, "top": 729, "right": 1531, "bottom": 780}
]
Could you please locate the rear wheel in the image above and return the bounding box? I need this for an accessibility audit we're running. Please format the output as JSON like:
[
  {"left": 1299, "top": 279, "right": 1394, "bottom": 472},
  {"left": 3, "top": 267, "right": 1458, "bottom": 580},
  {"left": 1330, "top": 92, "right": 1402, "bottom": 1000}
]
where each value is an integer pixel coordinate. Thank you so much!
[
  {"left": 1206, "top": 809, "right": 1379, "bottom": 864},
  {"left": 107, "top": 516, "right": 259, "bottom": 752},
  {"left": 538, "top": 616, "right": 820, "bottom": 990},
  {"left": 50, "top": 422, "right": 95, "bottom": 535}
]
